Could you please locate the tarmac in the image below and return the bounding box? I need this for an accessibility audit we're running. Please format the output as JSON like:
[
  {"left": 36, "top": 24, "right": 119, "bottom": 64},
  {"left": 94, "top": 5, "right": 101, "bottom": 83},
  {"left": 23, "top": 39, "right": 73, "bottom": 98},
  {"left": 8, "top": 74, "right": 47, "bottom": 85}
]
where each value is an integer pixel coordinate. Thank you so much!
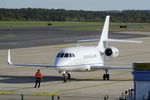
[
  {"left": 0, "top": 28, "right": 150, "bottom": 99},
  {"left": 0, "top": 27, "right": 147, "bottom": 49}
]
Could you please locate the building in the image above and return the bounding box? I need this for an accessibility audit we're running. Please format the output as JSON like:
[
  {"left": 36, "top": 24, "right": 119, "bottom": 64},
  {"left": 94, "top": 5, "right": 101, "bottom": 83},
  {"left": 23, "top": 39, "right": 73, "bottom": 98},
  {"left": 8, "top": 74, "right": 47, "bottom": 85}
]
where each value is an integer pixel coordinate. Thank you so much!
[{"left": 132, "top": 63, "right": 150, "bottom": 100}]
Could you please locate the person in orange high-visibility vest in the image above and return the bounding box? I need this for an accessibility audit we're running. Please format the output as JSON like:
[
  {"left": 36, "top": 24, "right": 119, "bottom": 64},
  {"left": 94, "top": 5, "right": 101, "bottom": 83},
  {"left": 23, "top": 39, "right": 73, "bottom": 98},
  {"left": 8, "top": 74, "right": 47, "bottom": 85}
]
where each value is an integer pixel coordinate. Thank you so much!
[{"left": 34, "top": 69, "right": 43, "bottom": 88}]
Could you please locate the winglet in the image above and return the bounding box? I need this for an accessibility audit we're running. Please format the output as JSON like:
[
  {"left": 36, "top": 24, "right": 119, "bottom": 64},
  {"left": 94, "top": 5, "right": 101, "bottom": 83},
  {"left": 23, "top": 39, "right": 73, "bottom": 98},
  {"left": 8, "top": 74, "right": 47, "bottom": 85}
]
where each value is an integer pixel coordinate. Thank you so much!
[{"left": 8, "top": 49, "right": 13, "bottom": 65}]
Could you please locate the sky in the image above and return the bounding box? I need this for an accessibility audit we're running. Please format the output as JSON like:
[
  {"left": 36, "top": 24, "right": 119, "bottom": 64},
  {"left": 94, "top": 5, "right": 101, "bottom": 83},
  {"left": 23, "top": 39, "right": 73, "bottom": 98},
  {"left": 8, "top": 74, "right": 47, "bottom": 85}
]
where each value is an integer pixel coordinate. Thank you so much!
[{"left": 0, "top": 0, "right": 149, "bottom": 11}]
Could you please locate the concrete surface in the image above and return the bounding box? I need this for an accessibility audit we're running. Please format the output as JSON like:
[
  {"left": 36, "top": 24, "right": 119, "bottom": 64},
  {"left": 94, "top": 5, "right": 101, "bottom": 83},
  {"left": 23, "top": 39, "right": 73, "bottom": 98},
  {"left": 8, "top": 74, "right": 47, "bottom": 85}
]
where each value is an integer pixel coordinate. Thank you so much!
[
  {"left": 0, "top": 27, "right": 147, "bottom": 49},
  {"left": 0, "top": 33, "right": 150, "bottom": 98}
]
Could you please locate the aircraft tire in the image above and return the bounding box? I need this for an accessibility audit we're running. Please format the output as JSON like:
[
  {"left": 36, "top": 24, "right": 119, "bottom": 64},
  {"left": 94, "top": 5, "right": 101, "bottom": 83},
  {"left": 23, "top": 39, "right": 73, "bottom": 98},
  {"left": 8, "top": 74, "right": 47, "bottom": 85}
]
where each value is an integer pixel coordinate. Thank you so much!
[
  {"left": 103, "top": 74, "right": 110, "bottom": 80},
  {"left": 67, "top": 73, "right": 71, "bottom": 80},
  {"left": 62, "top": 74, "right": 68, "bottom": 82},
  {"left": 106, "top": 74, "right": 110, "bottom": 80},
  {"left": 63, "top": 75, "right": 68, "bottom": 82},
  {"left": 103, "top": 74, "right": 106, "bottom": 80}
]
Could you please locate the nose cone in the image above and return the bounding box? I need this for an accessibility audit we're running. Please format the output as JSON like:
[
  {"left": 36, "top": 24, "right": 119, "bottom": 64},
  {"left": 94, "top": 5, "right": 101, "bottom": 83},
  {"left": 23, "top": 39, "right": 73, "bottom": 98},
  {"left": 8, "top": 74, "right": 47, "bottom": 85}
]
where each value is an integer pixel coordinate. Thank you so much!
[
  {"left": 55, "top": 59, "right": 63, "bottom": 66},
  {"left": 55, "top": 58, "right": 73, "bottom": 67},
  {"left": 55, "top": 58, "right": 70, "bottom": 67}
]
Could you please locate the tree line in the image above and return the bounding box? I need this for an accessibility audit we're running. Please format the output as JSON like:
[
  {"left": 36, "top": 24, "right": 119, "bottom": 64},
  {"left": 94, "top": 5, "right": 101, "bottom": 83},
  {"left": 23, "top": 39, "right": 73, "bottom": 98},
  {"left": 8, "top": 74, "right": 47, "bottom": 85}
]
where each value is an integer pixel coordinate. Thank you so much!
[{"left": 0, "top": 8, "right": 150, "bottom": 22}]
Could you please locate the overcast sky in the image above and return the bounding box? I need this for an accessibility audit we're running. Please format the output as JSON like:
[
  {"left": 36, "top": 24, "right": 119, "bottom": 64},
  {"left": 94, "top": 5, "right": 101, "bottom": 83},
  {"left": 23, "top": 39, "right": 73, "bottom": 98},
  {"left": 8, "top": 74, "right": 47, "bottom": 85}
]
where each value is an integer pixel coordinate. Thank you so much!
[{"left": 0, "top": 0, "right": 149, "bottom": 11}]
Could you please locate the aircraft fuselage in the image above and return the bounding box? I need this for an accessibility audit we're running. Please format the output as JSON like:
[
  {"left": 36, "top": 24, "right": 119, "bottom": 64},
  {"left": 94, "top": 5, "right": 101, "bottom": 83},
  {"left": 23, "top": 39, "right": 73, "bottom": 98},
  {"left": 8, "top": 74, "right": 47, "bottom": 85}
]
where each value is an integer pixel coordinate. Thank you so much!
[{"left": 55, "top": 46, "right": 103, "bottom": 72}]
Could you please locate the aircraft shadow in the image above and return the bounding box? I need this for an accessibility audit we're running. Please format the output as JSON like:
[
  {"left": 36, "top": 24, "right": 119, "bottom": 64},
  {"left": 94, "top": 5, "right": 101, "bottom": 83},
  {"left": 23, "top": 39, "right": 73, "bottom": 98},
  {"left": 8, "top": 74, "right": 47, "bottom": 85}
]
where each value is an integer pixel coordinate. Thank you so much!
[
  {"left": 70, "top": 78, "right": 132, "bottom": 82},
  {"left": 0, "top": 75, "right": 63, "bottom": 84},
  {"left": 0, "top": 75, "right": 132, "bottom": 84}
]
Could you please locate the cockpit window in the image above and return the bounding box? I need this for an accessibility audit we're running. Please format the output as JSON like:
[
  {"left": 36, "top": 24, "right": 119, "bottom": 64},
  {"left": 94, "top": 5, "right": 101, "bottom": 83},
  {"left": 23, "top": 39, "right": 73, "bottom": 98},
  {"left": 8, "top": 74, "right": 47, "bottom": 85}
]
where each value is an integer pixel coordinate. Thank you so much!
[
  {"left": 60, "top": 53, "right": 64, "bottom": 57},
  {"left": 64, "top": 53, "right": 69, "bottom": 57},
  {"left": 69, "top": 53, "right": 72, "bottom": 57},
  {"left": 57, "top": 53, "right": 75, "bottom": 58},
  {"left": 70, "top": 53, "right": 75, "bottom": 57},
  {"left": 57, "top": 53, "right": 61, "bottom": 57},
  {"left": 72, "top": 54, "right": 75, "bottom": 57}
]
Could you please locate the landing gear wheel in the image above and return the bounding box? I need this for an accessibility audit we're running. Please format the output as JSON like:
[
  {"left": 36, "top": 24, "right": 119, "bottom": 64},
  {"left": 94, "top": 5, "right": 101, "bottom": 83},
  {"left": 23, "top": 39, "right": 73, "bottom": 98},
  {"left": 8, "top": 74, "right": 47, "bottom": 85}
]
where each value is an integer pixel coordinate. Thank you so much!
[
  {"left": 106, "top": 74, "right": 110, "bottom": 80},
  {"left": 67, "top": 73, "right": 71, "bottom": 80},
  {"left": 103, "top": 74, "right": 110, "bottom": 80},
  {"left": 103, "top": 69, "right": 110, "bottom": 80},
  {"left": 63, "top": 74, "right": 68, "bottom": 82},
  {"left": 103, "top": 74, "right": 106, "bottom": 80}
]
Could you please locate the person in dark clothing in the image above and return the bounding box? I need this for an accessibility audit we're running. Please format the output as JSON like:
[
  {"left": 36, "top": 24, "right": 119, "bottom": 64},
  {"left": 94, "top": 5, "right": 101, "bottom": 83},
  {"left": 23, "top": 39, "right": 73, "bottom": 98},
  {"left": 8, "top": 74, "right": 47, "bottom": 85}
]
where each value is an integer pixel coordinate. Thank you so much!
[{"left": 34, "top": 69, "right": 43, "bottom": 88}]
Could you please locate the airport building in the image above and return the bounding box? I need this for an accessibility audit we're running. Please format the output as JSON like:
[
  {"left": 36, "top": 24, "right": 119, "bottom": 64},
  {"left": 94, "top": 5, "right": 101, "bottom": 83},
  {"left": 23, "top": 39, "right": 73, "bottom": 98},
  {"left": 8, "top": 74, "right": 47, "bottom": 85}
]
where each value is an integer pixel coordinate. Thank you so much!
[{"left": 132, "top": 63, "right": 150, "bottom": 100}]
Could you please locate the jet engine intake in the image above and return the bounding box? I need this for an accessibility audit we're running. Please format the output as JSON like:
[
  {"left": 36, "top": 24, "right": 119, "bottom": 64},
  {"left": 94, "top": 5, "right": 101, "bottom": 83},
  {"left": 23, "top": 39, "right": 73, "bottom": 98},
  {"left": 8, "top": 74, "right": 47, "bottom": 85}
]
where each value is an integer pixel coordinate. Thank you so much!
[{"left": 104, "top": 47, "right": 119, "bottom": 57}]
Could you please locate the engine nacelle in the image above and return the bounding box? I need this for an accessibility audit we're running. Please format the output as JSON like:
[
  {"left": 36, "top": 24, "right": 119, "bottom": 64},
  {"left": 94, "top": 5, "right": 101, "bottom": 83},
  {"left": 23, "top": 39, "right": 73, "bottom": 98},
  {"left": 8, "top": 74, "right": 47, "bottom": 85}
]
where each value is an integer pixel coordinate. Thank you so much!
[{"left": 104, "top": 47, "right": 119, "bottom": 57}]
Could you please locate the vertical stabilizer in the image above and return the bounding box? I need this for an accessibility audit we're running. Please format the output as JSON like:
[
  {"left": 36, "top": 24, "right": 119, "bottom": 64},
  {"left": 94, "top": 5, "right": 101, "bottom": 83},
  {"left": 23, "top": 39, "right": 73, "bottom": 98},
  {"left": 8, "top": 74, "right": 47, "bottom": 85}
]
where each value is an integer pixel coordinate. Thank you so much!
[{"left": 98, "top": 15, "right": 110, "bottom": 52}]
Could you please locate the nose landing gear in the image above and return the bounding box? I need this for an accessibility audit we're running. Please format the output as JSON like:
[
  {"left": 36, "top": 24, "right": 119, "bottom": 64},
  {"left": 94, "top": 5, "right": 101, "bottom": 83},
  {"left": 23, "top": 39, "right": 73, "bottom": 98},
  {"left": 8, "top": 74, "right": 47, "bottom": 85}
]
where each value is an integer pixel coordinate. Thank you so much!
[{"left": 62, "top": 71, "right": 71, "bottom": 82}]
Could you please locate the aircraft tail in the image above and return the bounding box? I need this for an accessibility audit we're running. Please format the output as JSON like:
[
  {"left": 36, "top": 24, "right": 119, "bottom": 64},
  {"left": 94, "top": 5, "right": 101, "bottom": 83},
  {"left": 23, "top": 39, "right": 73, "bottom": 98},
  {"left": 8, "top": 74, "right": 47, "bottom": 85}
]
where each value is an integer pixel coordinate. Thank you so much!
[
  {"left": 97, "top": 15, "right": 142, "bottom": 52},
  {"left": 97, "top": 15, "right": 110, "bottom": 52}
]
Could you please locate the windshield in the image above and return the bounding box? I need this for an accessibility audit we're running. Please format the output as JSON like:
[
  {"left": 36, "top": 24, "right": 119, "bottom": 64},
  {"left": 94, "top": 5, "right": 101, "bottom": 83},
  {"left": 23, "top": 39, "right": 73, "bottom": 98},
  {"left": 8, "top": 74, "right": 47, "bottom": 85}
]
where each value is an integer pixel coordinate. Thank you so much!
[{"left": 57, "top": 53, "right": 75, "bottom": 58}]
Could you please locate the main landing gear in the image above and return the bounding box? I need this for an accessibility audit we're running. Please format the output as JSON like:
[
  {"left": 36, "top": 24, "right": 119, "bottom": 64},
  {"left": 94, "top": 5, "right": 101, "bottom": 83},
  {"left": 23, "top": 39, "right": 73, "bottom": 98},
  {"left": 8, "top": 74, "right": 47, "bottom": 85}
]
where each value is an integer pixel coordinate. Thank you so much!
[
  {"left": 62, "top": 72, "right": 71, "bottom": 82},
  {"left": 103, "top": 69, "right": 110, "bottom": 80}
]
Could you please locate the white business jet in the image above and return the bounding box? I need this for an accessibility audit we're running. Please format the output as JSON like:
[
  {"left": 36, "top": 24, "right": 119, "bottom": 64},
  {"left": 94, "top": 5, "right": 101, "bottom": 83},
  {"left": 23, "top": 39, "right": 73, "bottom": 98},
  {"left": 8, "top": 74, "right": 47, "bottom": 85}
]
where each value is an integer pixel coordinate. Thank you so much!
[{"left": 8, "top": 15, "right": 142, "bottom": 82}]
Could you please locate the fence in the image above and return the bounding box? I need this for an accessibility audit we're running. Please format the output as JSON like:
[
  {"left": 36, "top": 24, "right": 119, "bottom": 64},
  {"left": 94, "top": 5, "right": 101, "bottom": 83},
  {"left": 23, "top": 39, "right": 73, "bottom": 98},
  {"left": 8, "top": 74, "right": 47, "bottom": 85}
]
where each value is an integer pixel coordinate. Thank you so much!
[{"left": 0, "top": 94, "right": 134, "bottom": 100}]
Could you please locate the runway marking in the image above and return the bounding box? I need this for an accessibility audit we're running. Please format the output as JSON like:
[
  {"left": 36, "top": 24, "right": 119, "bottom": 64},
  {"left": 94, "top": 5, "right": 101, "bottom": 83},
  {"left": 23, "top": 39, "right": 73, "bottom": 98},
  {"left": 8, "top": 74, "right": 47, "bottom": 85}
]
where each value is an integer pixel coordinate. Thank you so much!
[
  {"left": 1, "top": 70, "right": 132, "bottom": 95},
  {"left": 0, "top": 90, "right": 14, "bottom": 95},
  {"left": 32, "top": 92, "right": 59, "bottom": 96},
  {"left": 9, "top": 81, "right": 63, "bottom": 92},
  {"left": 53, "top": 80, "right": 130, "bottom": 94},
  {"left": 50, "top": 72, "right": 132, "bottom": 94},
  {"left": 30, "top": 79, "right": 131, "bottom": 96}
]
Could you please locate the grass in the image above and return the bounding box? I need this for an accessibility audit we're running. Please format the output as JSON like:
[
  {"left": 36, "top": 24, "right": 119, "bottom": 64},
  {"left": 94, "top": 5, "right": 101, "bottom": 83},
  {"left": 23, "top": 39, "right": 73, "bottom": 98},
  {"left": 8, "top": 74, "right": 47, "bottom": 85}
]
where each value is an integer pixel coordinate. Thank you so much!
[
  {"left": 0, "top": 21, "right": 48, "bottom": 28},
  {"left": 0, "top": 34, "right": 16, "bottom": 41},
  {"left": 0, "top": 21, "right": 150, "bottom": 32}
]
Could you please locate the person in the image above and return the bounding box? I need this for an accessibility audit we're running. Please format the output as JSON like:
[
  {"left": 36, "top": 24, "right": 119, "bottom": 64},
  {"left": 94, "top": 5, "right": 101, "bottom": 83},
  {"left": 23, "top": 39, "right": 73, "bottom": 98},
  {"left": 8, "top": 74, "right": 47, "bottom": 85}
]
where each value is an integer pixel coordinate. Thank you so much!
[{"left": 34, "top": 69, "right": 43, "bottom": 88}]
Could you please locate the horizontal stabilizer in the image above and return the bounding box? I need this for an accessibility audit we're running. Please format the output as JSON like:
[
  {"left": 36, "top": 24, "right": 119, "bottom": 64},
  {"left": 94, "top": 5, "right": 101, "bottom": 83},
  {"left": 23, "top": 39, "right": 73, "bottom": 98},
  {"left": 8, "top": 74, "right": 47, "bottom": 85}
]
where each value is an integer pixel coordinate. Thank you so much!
[
  {"left": 105, "top": 39, "right": 143, "bottom": 43},
  {"left": 77, "top": 39, "right": 99, "bottom": 43},
  {"left": 77, "top": 38, "right": 142, "bottom": 43}
]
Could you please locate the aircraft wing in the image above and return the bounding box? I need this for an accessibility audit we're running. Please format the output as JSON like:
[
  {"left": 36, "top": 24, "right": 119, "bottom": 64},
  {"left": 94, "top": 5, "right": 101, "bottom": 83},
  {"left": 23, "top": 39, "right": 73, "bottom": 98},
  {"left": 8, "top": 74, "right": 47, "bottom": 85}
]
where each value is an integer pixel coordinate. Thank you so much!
[
  {"left": 91, "top": 65, "right": 132, "bottom": 70},
  {"left": 8, "top": 49, "right": 55, "bottom": 68}
]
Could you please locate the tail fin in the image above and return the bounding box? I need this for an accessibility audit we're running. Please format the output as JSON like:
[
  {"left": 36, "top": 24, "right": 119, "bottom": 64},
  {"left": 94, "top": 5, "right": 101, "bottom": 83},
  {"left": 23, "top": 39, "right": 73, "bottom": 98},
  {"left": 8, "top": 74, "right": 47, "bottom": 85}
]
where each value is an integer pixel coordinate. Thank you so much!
[
  {"left": 97, "top": 15, "right": 142, "bottom": 52},
  {"left": 98, "top": 15, "right": 110, "bottom": 52}
]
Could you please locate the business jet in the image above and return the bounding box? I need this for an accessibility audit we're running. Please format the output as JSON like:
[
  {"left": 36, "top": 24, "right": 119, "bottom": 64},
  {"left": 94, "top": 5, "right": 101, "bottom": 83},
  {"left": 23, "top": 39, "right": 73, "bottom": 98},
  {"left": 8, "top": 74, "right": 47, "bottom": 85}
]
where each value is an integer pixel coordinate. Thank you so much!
[{"left": 8, "top": 15, "right": 142, "bottom": 82}]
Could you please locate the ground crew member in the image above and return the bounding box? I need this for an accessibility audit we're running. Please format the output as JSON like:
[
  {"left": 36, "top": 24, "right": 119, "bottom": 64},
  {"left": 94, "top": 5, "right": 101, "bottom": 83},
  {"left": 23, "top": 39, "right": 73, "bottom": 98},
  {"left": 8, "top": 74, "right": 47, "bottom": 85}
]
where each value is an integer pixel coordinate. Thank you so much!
[{"left": 34, "top": 69, "right": 43, "bottom": 88}]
